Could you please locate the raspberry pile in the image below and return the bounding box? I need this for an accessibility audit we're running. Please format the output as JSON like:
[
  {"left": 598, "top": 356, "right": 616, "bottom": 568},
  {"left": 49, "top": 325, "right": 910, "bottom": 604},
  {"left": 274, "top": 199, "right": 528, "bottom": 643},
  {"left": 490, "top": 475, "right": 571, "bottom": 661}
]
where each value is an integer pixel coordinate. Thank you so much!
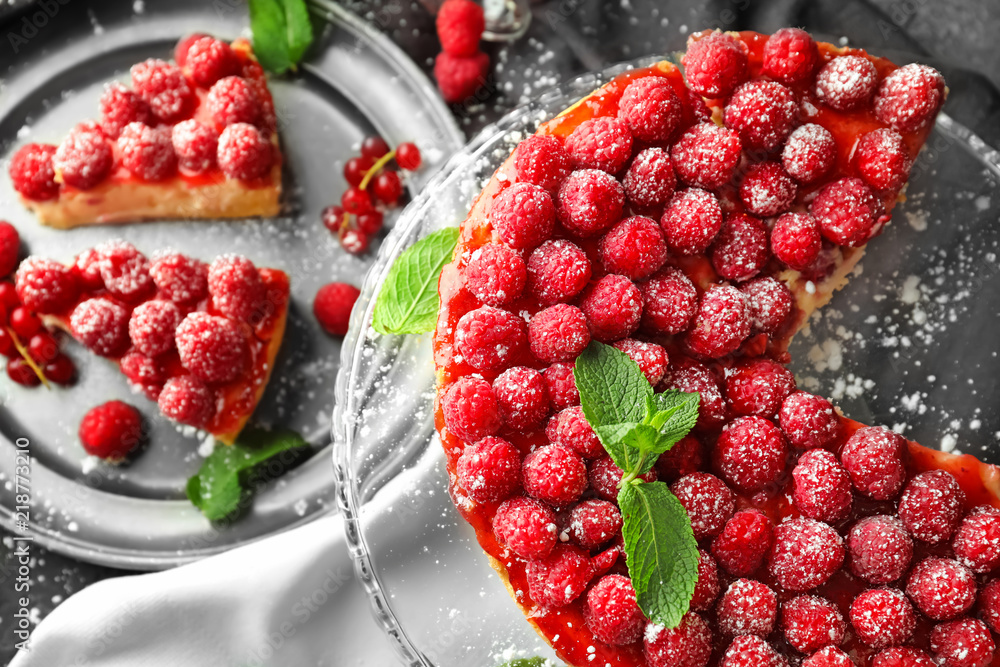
[
  {"left": 433, "top": 0, "right": 489, "bottom": 104},
  {"left": 322, "top": 136, "right": 422, "bottom": 255}
]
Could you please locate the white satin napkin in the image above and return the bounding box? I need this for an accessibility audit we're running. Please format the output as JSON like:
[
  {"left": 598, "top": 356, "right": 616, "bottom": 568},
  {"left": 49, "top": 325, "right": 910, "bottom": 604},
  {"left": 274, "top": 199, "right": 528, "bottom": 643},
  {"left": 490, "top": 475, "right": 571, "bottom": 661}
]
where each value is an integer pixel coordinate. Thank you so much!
[{"left": 10, "top": 513, "right": 400, "bottom": 667}]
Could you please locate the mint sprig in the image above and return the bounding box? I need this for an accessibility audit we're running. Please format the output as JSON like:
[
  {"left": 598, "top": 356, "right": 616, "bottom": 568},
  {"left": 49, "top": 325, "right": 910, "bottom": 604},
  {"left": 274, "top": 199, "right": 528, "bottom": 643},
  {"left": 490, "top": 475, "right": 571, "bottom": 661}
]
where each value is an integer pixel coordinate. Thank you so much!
[
  {"left": 573, "top": 341, "right": 700, "bottom": 628},
  {"left": 249, "top": 0, "right": 314, "bottom": 74},
  {"left": 373, "top": 227, "right": 460, "bottom": 335}
]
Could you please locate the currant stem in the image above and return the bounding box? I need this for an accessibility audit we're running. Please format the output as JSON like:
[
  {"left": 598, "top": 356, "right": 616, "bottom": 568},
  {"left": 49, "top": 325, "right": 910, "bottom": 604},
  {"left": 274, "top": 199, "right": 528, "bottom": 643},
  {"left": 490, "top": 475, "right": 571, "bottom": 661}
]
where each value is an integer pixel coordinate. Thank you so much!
[
  {"left": 359, "top": 149, "right": 397, "bottom": 191},
  {"left": 7, "top": 327, "right": 50, "bottom": 389}
]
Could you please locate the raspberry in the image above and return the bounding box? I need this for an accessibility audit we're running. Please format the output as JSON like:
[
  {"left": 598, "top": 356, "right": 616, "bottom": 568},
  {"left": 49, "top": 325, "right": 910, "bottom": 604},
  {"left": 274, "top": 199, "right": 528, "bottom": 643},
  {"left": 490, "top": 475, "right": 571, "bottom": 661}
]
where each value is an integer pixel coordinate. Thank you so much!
[
  {"left": 556, "top": 169, "right": 625, "bottom": 238},
  {"left": 436, "top": 0, "right": 485, "bottom": 56},
  {"left": 456, "top": 436, "right": 521, "bottom": 503},
  {"left": 514, "top": 135, "right": 571, "bottom": 192},
  {"left": 543, "top": 362, "right": 579, "bottom": 410},
  {"left": 149, "top": 252, "right": 209, "bottom": 305},
  {"left": 792, "top": 449, "right": 852, "bottom": 523},
  {"left": 661, "top": 187, "right": 723, "bottom": 256},
  {"left": 856, "top": 128, "right": 912, "bottom": 191},
  {"left": 208, "top": 254, "right": 265, "bottom": 323},
  {"left": 740, "top": 162, "right": 797, "bottom": 217},
  {"left": 612, "top": 338, "right": 668, "bottom": 386},
  {"left": 589, "top": 456, "right": 656, "bottom": 502},
  {"left": 528, "top": 305, "right": 590, "bottom": 364},
  {"left": 718, "top": 578, "right": 777, "bottom": 636},
  {"left": 172, "top": 120, "right": 219, "bottom": 174},
  {"left": 600, "top": 216, "right": 667, "bottom": 280},
  {"left": 15, "top": 257, "right": 78, "bottom": 314},
  {"left": 464, "top": 243, "right": 525, "bottom": 307},
  {"left": 762, "top": 28, "right": 819, "bottom": 84},
  {"left": 782, "top": 123, "right": 836, "bottom": 184},
  {"left": 130, "top": 58, "right": 195, "bottom": 122},
  {"left": 523, "top": 444, "right": 587, "bottom": 506},
  {"left": 640, "top": 269, "right": 697, "bottom": 336},
  {"left": 442, "top": 376, "right": 502, "bottom": 442},
  {"left": 78, "top": 400, "right": 143, "bottom": 460},
  {"left": 671, "top": 123, "right": 742, "bottom": 190},
  {"left": 455, "top": 305, "right": 527, "bottom": 371},
  {"left": 906, "top": 557, "right": 977, "bottom": 620},
  {"left": 207, "top": 76, "right": 260, "bottom": 128},
  {"left": 99, "top": 82, "right": 153, "bottom": 138},
  {"left": 184, "top": 36, "right": 240, "bottom": 87},
  {"left": 779, "top": 391, "right": 840, "bottom": 449},
  {"left": 313, "top": 281, "right": 359, "bottom": 336},
  {"left": 618, "top": 76, "right": 683, "bottom": 143},
  {"left": 568, "top": 500, "right": 622, "bottom": 549},
  {"left": 930, "top": 618, "right": 995, "bottom": 667},
  {"left": 981, "top": 579, "right": 1000, "bottom": 633},
  {"left": 690, "top": 549, "right": 720, "bottom": 611},
  {"left": 682, "top": 31, "right": 748, "bottom": 98},
  {"left": 871, "top": 648, "right": 937, "bottom": 667},
  {"left": 724, "top": 81, "right": 797, "bottom": 153},
  {"left": 564, "top": 116, "right": 633, "bottom": 174},
  {"left": 96, "top": 240, "right": 154, "bottom": 303},
  {"left": 493, "top": 366, "right": 550, "bottom": 431},
  {"left": 660, "top": 357, "right": 728, "bottom": 430},
  {"left": 433, "top": 51, "right": 489, "bottom": 103},
  {"left": 644, "top": 613, "right": 713, "bottom": 667},
  {"left": 782, "top": 595, "right": 846, "bottom": 654},
  {"left": 70, "top": 298, "right": 129, "bottom": 356},
  {"left": 840, "top": 426, "right": 906, "bottom": 500},
  {"left": 814, "top": 56, "right": 878, "bottom": 112},
  {"left": 898, "top": 470, "right": 965, "bottom": 543},
  {"left": 710, "top": 213, "right": 770, "bottom": 282},
  {"left": 769, "top": 517, "right": 845, "bottom": 591},
  {"left": 711, "top": 509, "right": 774, "bottom": 576},
  {"left": 952, "top": 505, "right": 1000, "bottom": 573},
  {"left": 118, "top": 123, "right": 177, "bottom": 182},
  {"left": 580, "top": 274, "right": 642, "bottom": 342},
  {"left": 526, "top": 240, "right": 591, "bottom": 305},
  {"left": 493, "top": 497, "right": 557, "bottom": 560},
  {"left": 656, "top": 435, "right": 703, "bottom": 483},
  {"left": 9, "top": 143, "right": 59, "bottom": 201},
  {"left": 0, "top": 222, "right": 19, "bottom": 278},
  {"left": 525, "top": 544, "right": 595, "bottom": 607},
  {"left": 874, "top": 64, "right": 946, "bottom": 134},
  {"left": 771, "top": 212, "right": 823, "bottom": 271},
  {"left": 804, "top": 647, "right": 855, "bottom": 667},
  {"left": 218, "top": 123, "right": 273, "bottom": 181},
  {"left": 157, "top": 375, "right": 217, "bottom": 428},
  {"left": 175, "top": 312, "right": 250, "bottom": 384},
  {"left": 850, "top": 588, "right": 916, "bottom": 649},
  {"left": 491, "top": 182, "right": 556, "bottom": 250},
  {"left": 547, "top": 405, "right": 603, "bottom": 459},
  {"left": 724, "top": 358, "right": 795, "bottom": 418},
  {"left": 717, "top": 416, "right": 787, "bottom": 492},
  {"left": 128, "top": 300, "right": 181, "bottom": 357},
  {"left": 720, "top": 634, "right": 786, "bottom": 667},
  {"left": 174, "top": 33, "right": 209, "bottom": 66},
  {"left": 742, "top": 276, "right": 794, "bottom": 335},
  {"left": 670, "top": 472, "right": 734, "bottom": 540},
  {"left": 585, "top": 574, "right": 645, "bottom": 645},
  {"left": 119, "top": 350, "right": 165, "bottom": 398},
  {"left": 685, "top": 285, "right": 751, "bottom": 359},
  {"left": 623, "top": 147, "right": 676, "bottom": 209},
  {"left": 847, "top": 515, "right": 913, "bottom": 584},
  {"left": 53, "top": 123, "right": 113, "bottom": 190}
]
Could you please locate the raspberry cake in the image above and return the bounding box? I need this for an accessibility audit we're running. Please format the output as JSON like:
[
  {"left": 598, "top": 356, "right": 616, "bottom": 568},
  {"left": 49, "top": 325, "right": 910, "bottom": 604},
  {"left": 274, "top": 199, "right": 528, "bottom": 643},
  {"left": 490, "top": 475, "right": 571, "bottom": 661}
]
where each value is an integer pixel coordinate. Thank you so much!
[
  {"left": 8, "top": 35, "right": 281, "bottom": 228},
  {"left": 15, "top": 241, "right": 288, "bottom": 445},
  {"left": 432, "top": 29, "right": 1000, "bottom": 667}
]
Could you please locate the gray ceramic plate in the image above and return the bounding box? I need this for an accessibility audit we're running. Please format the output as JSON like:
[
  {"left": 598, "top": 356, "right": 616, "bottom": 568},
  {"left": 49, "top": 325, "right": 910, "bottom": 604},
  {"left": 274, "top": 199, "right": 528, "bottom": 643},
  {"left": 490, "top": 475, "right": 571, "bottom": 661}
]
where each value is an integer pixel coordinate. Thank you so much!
[{"left": 0, "top": 0, "right": 462, "bottom": 568}]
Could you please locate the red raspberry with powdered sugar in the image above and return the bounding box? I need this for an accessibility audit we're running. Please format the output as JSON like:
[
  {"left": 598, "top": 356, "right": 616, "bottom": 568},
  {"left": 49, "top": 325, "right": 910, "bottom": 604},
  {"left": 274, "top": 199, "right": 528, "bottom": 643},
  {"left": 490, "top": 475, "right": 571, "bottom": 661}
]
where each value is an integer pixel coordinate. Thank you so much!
[
  {"left": 523, "top": 444, "right": 587, "bottom": 506},
  {"left": 782, "top": 595, "right": 846, "bottom": 654},
  {"left": 564, "top": 116, "right": 633, "bottom": 174},
  {"left": 644, "top": 613, "right": 713, "bottom": 667},
  {"left": 172, "top": 120, "right": 219, "bottom": 174},
  {"left": 720, "top": 634, "right": 787, "bottom": 667},
  {"left": 874, "top": 64, "right": 946, "bottom": 134},
  {"left": 588, "top": 456, "right": 656, "bottom": 502},
  {"left": 129, "top": 299, "right": 181, "bottom": 358},
  {"left": 158, "top": 375, "right": 217, "bottom": 428},
  {"left": 898, "top": 470, "right": 965, "bottom": 543},
  {"left": 711, "top": 212, "right": 773, "bottom": 284},
  {"left": 131, "top": 58, "right": 195, "bottom": 123},
  {"left": 711, "top": 508, "right": 774, "bottom": 577},
  {"left": 815, "top": 55, "right": 878, "bottom": 112},
  {"left": 218, "top": 123, "right": 273, "bottom": 181},
  {"left": 580, "top": 274, "right": 642, "bottom": 343},
  {"left": 872, "top": 648, "right": 936, "bottom": 667},
  {"left": 492, "top": 366, "right": 550, "bottom": 431},
  {"left": 690, "top": 550, "right": 720, "bottom": 612},
  {"left": 671, "top": 122, "right": 742, "bottom": 190},
  {"left": 724, "top": 80, "right": 798, "bottom": 152},
  {"left": 725, "top": 358, "right": 796, "bottom": 418},
  {"left": 513, "top": 135, "right": 571, "bottom": 192},
  {"left": 804, "top": 647, "right": 855, "bottom": 667},
  {"left": 464, "top": 243, "right": 525, "bottom": 307},
  {"left": 9, "top": 143, "right": 59, "bottom": 201},
  {"left": 685, "top": 285, "right": 751, "bottom": 359},
  {"left": 70, "top": 297, "right": 130, "bottom": 357},
  {"left": 856, "top": 128, "right": 912, "bottom": 191},
  {"left": 810, "top": 177, "right": 885, "bottom": 247},
  {"left": 840, "top": 425, "right": 907, "bottom": 500},
  {"left": 851, "top": 588, "right": 916, "bottom": 649},
  {"left": 656, "top": 435, "right": 703, "bottom": 483},
  {"left": 455, "top": 305, "right": 527, "bottom": 371},
  {"left": 741, "top": 276, "right": 794, "bottom": 335},
  {"left": 792, "top": 449, "right": 852, "bottom": 523},
  {"left": 640, "top": 269, "right": 697, "bottom": 336},
  {"left": 15, "top": 256, "right": 79, "bottom": 314},
  {"left": 54, "top": 123, "right": 113, "bottom": 190},
  {"left": 120, "top": 351, "right": 166, "bottom": 399},
  {"left": 717, "top": 416, "right": 788, "bottom": 492},
  {"left": 599, "top": 216, "right": 667, "bottom": 280},
  {"left": 718, "top": 578, "right": 777, "bottom": 637},
  {"left": 207, "top": 254, "right": 265, "bottom": 323},
  {"left": 779, "top": 391, "right": 840, "bottom": 449},
  {"left": 568, "top": 499, "right": 622, "bottom": 549},
  {"left": 618, "top": 76, "right": 683, "bottom": 143},
  {"left": 612, "top": 338, "right": 668, "bottom": 386},
  {"left": 546, "top": 405, "right": 603, "bottom": 459},
  {"left": 149, "top": 252, "right": 209, "bottom": 305},
  {"left": 661, "top": 187, "right": 723, "bottom": 256},
  {"left": 96, "top": 240, "right": 154, "bottom": 303},
  {"left": 525, "top": 544, "right": 595, "bottom": 607},
  {"left": 493, "top": 496, "right": 557, "bottom": 560},
  {"left": 682, "top": 31, "right": 748, "bottom": 98},
  {"left": 585, "top": 574, "right": 645, "bottom": 646},
  {"left": 740, "top": 162, "right": 797, "bottom": 217},
  {"left": 952, "top": 505, "right": 1000, "bottom": 573},
  {"left": 557, "top": 168, "right": 625, "bottom": 237},
  {"left": 847, "top": 515, "right": 913, "bottom": 584},
  {"left": 207, "top": 76, "right": 261, "bottom": 128},
  {"left": 175, "top": 311, "right": 250, "bottom": 384},
  {"left": 659, "top": 357, "right": 728, "bottom": 430},
  {"left": 99, "top": 82, "right": 153, "bottom": 139},
  {"left": 543, "top": 362, "right": 579, "bottom": 410},
  {"left": 491, "top": 182, "right": 556, "bottom": 250},
  {"left": 762, "top": 28, "right": 818, "bottom": 84},
  {"left": 981, "top": 579, "right": 1000, "bottom": 634},
  {"left": 771, "top": 212, "right": 823, "bottom": 271},
  {"left": 782, "top": 123, "right": 836, "bottom": 184},
  {"left": 436, "top": 0, "right": 484, "bottom": 57},
  {"left": 526, "top": 239, "right": 591, "bottom": 306},
  {"left": 623, "top": 147, "right": 676, "bottom": 209},
  {"left": 930, "top": 618, "right": 995, "bottom": 667},
  {"left": 442, "top": 376, "right": 502, "bottom": 442},
  {"left": 529, "top": 304, "right": 590, "bottom": 363},
  {"left": 770, "top": 518, "right": 844, "bottom": 592},
  {"left": 434, "top": 51, "right": 490, "bottom": 104},
  {"left": 906, "top": 557, "right": 977, "bottom": 620},
  {"left": 118, "top": 122, "right": 178, "bottom": 182},
  {"left": 456, "top": 436, "right": 522, "bottom": 503},
  {"left": 184, "top": 36, "right": 240, "bottom": 87},
  {"left": 78, "top": 400, "right": 143, "bottom": 460},
  {"left": 670, "top": 472, "right": 734, "bottom": 540}
]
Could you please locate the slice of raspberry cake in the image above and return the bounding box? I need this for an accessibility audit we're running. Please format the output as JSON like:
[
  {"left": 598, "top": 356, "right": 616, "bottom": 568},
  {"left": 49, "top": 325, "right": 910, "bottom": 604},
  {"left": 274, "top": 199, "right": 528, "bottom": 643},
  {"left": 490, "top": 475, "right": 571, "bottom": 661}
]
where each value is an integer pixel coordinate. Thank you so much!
[
  {"left": 16, "top": 241, "right": 288, "bottom": 444},
  {"left": 8, "top": 35, "right": 281, "bottom": 228},
  {"left": 432, "top": 28, "right": 1000, "bottom": 667}
]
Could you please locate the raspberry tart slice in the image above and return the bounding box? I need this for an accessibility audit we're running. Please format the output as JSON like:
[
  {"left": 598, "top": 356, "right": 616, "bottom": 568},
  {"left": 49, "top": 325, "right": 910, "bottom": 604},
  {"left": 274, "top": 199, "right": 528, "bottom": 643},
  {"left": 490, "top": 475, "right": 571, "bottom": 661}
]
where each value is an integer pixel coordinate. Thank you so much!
[
  {"left": 16, "top": 241, "right": 288, "bottom": 444},
  {"left": 431, "top": 28, "right": 1000, "bottom": 667},
  {"left": 8, "top": 35, "right": 281, "bottom": 229}
]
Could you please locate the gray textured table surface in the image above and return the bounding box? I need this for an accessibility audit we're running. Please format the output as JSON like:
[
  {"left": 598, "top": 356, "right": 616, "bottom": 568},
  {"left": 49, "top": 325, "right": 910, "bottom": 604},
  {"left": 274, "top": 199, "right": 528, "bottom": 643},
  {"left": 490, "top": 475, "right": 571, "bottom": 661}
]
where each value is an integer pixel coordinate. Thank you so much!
[{"left": 1, "top": 0, "right": 998, "bottom": 663}]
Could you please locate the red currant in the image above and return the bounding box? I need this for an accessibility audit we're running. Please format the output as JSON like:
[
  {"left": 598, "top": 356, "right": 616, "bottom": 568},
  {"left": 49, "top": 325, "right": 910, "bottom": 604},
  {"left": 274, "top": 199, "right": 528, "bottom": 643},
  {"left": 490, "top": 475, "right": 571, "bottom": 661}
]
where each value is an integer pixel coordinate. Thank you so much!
[
  {"left": 341, "top": 228, "right": 369, "bottom": 255},
  {"left": 0, "top": 329, "right": 14, "bottom": 357},
  {"left": 342, "top": 187, "right": 373, "bottom": 214},
  {"left": 322, "top": 205, "right": 347, "bottom": 234},
  {"left": 0, "top": 302, "right": 7, "bottom": 327},
  {"left": 372, "top": 170, "right": 403, "bottom": 205},
  {"left": 0, "top": 282, "right": 18, "bottom": 310},
  {"left": 8, "top": 357, "right": 39, "bottom": 386},
  {"left": 44, "top": 354, "right": 75, "bottom": 385},
  {"left": 27, "top": 331, "right": 59, "bottom": 364},
  {"left": 396, "top": 142, "right": 421, "bottom": 170},
  {"left": 344, "top": 156, "right": 374, "bottom": 187},
  {"left": 360, "top": 136, "right": 390, "bottom": 160},
  {"left": 356, "top": 211, "right": 384, "bottom": 235},
  {"left": 9, "top": 307, "right": 41, "bottom": 338}
]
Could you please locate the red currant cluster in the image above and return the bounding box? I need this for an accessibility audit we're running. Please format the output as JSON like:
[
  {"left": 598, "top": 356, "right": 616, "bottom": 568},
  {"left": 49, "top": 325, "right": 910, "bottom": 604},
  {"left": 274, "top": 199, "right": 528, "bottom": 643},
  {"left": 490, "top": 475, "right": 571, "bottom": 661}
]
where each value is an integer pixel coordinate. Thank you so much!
[{"left": 322, "top": 137, "right": 422, "bottom": 255}]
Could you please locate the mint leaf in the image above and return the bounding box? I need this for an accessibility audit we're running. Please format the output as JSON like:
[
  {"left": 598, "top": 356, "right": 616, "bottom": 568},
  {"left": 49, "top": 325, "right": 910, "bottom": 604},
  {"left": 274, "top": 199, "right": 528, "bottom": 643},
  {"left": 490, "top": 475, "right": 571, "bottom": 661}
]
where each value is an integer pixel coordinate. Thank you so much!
[
  {"left": 281, "top": 0, "right": 313, "bottom": 64},
  {"left": 574, "top": 341, "right": 651, "bottom": 428},
  {"left": 592, "top": 421, "right": 643, "bottom": 472},
  {"left": 186, "top": 427, "right": 308, "bottom": 521},
  {"left": 495, "top": 659, "right": 550, "bottom": 667},
  {"left": 249, "top": 0, "right": 314, "bottom": 74},
  {"left": 650, "top": 390, "right": 700, "bottom": 446},
  {"left": 373, "top": 227, "right": 460, "bottom": 335},
  {"left": 618, "top": 480, "right": 700, "bottom": 628}
]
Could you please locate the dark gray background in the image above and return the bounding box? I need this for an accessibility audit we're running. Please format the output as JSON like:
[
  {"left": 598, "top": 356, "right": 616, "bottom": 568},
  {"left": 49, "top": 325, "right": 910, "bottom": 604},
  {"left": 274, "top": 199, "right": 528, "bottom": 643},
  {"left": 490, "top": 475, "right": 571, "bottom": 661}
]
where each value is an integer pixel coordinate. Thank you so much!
[{"left": 1, "top": 0, "right": 998, "bottom": 663}]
